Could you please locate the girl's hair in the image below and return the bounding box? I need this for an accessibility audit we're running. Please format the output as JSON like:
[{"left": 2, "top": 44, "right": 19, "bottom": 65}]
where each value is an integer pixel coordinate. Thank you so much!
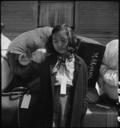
[{"left": 46, "top": 24, "right": 80, "bottom": 54}]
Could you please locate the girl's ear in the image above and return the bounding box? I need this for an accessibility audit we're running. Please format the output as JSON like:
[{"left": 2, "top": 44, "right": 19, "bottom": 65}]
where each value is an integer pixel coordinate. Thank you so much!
[{"left": 18, "top": 54, "right": 31, "bottom": 66}]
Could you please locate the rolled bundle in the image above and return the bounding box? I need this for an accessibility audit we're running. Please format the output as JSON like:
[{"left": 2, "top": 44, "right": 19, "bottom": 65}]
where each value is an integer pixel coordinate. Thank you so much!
[{"left": 98, "top": 39, "right": 119, "bottom": 100}]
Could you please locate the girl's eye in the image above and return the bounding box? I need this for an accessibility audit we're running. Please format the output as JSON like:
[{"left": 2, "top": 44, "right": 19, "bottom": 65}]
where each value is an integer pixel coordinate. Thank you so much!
[
  {"left": 61, "top": 38, "right": 68, "bottom": 43},
  {"left": 53, "top": 41, "right": 58, "bottom": 44},
  {"left": 62, "top": 40, "right": 67, "bottom": 43},
  {"left": 61, "top": 40, "right": 66, "bottom": 42},
  {"left": 53, "top": 39, "right": 68, "bottom": 44}
]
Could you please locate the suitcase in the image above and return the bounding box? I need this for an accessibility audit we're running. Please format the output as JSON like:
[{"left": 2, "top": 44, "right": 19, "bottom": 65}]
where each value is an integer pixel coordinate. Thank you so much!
[
  {"left": 76, "top": 41, "right": 105, "bottom": 88},
  {"left": 1, "top": 87, "right": 26, "bottom": 128},
  {"left": 83, "top": 103, "right": 118, "bottom": 127},
  {"left": 2, "top": 77, "right": 41, "bottom": 128}
]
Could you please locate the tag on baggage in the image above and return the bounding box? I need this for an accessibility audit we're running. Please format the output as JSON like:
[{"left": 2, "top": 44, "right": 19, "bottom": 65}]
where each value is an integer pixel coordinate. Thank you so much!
[{"left": 21, "top": 94, "right": 31, "bottom": 109}]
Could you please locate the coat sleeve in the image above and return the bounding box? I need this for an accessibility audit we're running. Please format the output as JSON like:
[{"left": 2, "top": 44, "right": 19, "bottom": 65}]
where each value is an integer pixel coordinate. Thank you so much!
[
  {"left": 70, "top": 55, "right": 88, "bottom": 127},
  {"left": 80, "top": 57, "right": 88, "bottom": 117}
]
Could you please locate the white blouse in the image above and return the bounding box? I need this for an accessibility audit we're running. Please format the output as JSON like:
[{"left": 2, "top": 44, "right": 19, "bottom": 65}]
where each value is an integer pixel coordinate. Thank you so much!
[{"left": 52, "top": 54, "right": 75, "bottom": 94}]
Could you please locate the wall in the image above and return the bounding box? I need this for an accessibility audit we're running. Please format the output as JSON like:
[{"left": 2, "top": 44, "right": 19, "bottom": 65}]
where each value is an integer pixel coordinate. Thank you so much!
[
  {"left": 1, "top": 1, "right": 38, "bottom": 40},
  {"left": 38, "top": 1, "right": 74, "bottom": 27},
  {"left": 74, "top": 1, "right": 119, "bottom": 44},
  {"left": 1, "top": 1, "right": 119, "bottom": 44}
]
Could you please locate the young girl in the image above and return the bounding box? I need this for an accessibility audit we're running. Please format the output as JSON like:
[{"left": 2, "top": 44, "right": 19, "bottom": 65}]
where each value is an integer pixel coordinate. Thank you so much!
[{"left": 37, "top": 24, "right": 88, "bottom": 127}]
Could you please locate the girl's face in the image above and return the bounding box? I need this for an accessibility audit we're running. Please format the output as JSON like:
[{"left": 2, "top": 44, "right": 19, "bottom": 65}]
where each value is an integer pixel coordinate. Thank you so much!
[{"left": 52, "top": 30, "right": 68, "bottom": 54}]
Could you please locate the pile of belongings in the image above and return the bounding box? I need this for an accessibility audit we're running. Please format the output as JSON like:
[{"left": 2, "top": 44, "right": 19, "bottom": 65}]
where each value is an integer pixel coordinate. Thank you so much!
[
  {"left": 1, "top": 32, "right": 12, "bottom": 91},
  {"left": 98, "top": 39, "right": 119, "bottom": 100}
]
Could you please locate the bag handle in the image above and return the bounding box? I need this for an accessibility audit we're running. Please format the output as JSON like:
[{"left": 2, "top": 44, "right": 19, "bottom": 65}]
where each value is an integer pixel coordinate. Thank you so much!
[
  {"left": 2, "top": 86, "right": 28, "bottom": 96},
  {"left": 2, "top": 74, "right": 40, "bottom": 97}
]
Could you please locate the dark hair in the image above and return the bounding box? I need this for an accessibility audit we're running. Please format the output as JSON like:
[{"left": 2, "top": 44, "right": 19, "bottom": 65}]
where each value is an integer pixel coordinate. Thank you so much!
[{"left": 46, "top": 24, "right": 80, "bottom": 55}]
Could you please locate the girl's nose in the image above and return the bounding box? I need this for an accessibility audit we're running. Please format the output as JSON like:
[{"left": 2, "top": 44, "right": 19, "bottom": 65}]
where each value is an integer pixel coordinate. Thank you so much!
[{"left": 57, "top": 41, "right": 63, "bottom": 47}]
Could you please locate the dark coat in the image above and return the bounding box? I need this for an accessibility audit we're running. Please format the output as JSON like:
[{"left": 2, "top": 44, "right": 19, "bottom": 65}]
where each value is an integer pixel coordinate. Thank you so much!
[
  {"left": 20, "top": 54, "right": 88, "bottom": 128},
  {"left": 39, "top": 54, "right": 88, "bottom": 127}
]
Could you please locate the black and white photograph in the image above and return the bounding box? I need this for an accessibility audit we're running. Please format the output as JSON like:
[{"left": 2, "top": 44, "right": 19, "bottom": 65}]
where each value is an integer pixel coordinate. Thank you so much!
[{"left": 1, "top": 1, "right": 119, "bottom": 128}]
